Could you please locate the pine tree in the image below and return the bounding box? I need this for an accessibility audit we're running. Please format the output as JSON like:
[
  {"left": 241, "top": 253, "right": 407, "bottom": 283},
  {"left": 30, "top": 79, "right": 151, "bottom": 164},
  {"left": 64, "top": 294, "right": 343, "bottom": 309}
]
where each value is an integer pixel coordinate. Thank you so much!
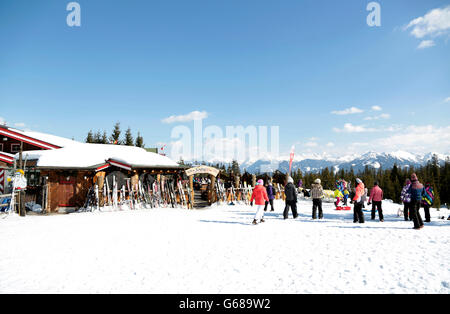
[
  {"left": 124, "top": 127, "right": 134, "bottom": 146},
  {"left": 231, "top": 160, "right": 241, "bottom": 176},
  {"left": 85, "top": 130, "right": 94, "bottom": 143},
  {"left": 135, "top": 132, "right": 144, "bottom": 148},
  {"left": 94, "top": 131, "right": 102, "bottom": 144},
  {"left": 110, "top": 122, "right": 121, "bottom": 144},
  {"left": 101, "top": 131, "right": 108, "bottom": 144}
]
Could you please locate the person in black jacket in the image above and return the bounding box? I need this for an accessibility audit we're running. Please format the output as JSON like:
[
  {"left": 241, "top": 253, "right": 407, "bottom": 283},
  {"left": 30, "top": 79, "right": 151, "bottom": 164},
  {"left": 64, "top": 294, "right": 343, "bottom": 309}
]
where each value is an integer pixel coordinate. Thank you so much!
[{"left": 283, "top": 177, "right": 298, "bottom": 220}]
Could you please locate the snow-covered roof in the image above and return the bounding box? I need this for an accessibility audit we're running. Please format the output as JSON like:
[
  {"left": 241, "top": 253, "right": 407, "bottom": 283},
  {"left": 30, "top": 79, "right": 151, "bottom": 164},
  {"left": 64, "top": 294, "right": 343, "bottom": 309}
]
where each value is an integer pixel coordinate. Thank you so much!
[
  {"left": 19, "top": 143, "right": 180, "bottom": 170},
  {"left": 0, "top": 126, "right": 80, "bottom": 149},
  {"left": 19, "top": 130, "right": 80, "bottom": 148}
]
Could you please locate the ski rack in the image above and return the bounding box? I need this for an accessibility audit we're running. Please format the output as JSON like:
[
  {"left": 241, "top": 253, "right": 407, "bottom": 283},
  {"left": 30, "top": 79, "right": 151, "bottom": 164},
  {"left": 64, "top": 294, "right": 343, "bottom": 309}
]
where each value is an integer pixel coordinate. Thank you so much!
[{"left": 78, "top": 175, "right": 194, "bottom": 212}]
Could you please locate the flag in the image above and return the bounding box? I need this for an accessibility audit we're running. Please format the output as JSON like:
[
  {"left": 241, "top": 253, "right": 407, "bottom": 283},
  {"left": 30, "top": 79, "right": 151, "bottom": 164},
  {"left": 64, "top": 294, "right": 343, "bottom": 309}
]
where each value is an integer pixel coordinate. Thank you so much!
[
  {"left": 289, "top": 145, "right": 295, "bottom": 174},
  {"left": 160, "top": 144, "right": 167, "bottom": 156}
]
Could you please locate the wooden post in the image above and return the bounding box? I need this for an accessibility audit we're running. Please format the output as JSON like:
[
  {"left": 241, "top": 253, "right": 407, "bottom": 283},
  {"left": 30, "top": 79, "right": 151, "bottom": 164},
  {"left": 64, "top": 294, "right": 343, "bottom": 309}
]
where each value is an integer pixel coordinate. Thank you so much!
[
  {"left": 234, "top": 176, "right": 240, "bottom": 189},
  {"left": 95, "top": 171, "right": 106, "bottom": 207},
  {"left": 210, "top": 175, "right": 216, "bottom": 204},
  {"left": 234, "top": 176, "right": 240, "bottom": 201},
  {"left": 18, "top": 142, "right": 26, "bottom": 216},
  {"left": 19, "top": 190, "right": 26, "bottom": 216},
  {"left": 189, "top": 175, "right": 194, "bottom": 208},
  {"left": 131, "top": 171, "right": 139, "bottom": 203},
  {"left": 41, "top": 175, "right": 48, "bottom": 214},
  {"left": 252, "top": 174, "right": 256, "bottom": 187}
]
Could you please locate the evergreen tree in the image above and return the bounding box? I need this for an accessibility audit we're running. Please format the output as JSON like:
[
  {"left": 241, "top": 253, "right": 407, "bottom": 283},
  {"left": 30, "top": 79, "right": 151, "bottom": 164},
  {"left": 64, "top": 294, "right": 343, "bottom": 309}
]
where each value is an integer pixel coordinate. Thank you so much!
[
  {"left": 110, "top": 122, "right": 121, "bottom": 144},
  {"left": 321, "top": 167, "right": 332, "bottom": 190},
  {"left": 101, "top": 131, "right": 108, "bottom": 144},
  {"left": 231, "top": 160, "right": 241, "bottom": 176},
  {"left": 135, "top": 132, "right": 144, "bottom": 148},
  {"left": 124, "top": 127, "right": 134, "bottom": 146},
  {"left": 93, "top": 131, "right": 102, "bottom": 144},
  {"left": 85, "top": 130, "right": 94, "bottom": 143},
  {"left": 272, "top": 170, "right": 285, "bottom": 185}
]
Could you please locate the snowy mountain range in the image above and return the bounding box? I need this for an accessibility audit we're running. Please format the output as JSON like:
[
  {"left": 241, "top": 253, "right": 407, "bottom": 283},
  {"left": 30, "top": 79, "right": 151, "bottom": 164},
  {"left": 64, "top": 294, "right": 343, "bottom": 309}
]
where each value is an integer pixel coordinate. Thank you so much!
[{"left": 227, "top": 151, "right": 448, "bottom": 174}]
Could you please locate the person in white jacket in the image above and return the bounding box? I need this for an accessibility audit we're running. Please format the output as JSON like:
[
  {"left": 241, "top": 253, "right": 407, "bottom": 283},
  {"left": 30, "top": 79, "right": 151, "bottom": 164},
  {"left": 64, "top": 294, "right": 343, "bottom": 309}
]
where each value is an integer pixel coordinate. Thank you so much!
[{"left": 310, "top": 178, "right": 324, "bottom": 219}]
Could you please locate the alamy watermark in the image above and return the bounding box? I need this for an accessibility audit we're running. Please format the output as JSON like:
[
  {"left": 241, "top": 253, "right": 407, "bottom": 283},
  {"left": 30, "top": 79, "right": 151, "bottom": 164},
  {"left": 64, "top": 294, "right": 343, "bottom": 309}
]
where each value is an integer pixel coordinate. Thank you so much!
[
  {"left": 169, "top": 119, "right": 280, "bottom": 172},
  {"left": 65, "top": 2, "right": 380, "bottom": 28},
  {"left": 367, "top": 2, "right": 381, "bottom": 27},
  {"left": 66, "top": 2, "right": 81, "bottom": 27}
]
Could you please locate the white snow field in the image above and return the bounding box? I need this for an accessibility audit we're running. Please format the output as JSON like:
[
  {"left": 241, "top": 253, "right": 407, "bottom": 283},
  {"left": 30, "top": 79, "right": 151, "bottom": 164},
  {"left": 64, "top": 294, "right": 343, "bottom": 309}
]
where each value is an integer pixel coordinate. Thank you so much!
[{"left": 1, "top": 199, "right": 449, "bottom": 294}]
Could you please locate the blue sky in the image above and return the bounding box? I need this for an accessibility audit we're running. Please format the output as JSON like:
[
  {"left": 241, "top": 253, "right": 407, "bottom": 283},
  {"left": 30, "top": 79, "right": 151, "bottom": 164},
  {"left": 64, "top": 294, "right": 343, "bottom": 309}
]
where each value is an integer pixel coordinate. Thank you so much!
[{"left": 0, "top": 0, "right": 449, "bottom": 159}]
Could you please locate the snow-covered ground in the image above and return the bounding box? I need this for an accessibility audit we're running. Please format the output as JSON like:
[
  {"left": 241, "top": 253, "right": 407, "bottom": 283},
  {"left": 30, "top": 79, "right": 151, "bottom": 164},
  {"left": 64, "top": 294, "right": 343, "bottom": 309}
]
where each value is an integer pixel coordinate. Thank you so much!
[{"left": 1, "top": 199, "right": 449, "bottom": 294}]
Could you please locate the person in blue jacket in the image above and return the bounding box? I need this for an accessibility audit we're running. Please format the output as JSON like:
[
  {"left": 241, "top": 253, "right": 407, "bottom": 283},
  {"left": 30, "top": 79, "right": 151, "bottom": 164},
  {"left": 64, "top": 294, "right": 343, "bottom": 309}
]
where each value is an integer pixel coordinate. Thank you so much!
[
  {"left": 408, "top": 173, "right": 425, "bottom": 230},
  {"left": 264, "top": 182, "right": 276, "bottom": 212}
]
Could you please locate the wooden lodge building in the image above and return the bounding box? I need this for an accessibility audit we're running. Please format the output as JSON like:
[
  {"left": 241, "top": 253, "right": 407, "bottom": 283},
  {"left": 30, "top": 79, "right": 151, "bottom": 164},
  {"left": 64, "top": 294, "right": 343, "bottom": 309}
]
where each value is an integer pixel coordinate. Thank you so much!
[
  {"left": 0, "top": 125, "right": 185, "bottom": 212},
  {"left": 20, "top": 143, "right": 185, "bottom": 212}
]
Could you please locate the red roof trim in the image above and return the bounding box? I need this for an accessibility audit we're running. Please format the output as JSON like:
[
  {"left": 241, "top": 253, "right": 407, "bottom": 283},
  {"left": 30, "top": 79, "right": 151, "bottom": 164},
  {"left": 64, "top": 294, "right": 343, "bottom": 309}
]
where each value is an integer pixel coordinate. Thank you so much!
[
  {"left": 0, "top": 127, "right": 61, "bottom": 150},
  {"left": 0, "top": 153, "right": 14, "bottom": 164},
  {"left": 95, "top": 163, "right": 111, "bottom": 172},
  {"left": 107, "top": 159, "right": 132, "bottom": 171}
]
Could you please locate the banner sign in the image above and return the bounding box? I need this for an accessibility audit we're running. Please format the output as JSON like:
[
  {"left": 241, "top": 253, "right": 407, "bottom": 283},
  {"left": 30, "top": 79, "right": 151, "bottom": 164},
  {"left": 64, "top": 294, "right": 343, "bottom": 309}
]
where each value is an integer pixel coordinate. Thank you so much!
[
  {"left": 289, "top": 145, "right": 295, "bottom": 174},
  {"left": 185, "top": 166, "right": 220, "bottom": 177}
]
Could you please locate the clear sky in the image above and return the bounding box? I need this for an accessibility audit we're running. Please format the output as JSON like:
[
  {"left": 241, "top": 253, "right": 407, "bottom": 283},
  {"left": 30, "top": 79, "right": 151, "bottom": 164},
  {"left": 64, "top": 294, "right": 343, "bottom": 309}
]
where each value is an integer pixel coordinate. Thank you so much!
[{"left": 0, "top": 0, "right": 449, "bottom": 159}]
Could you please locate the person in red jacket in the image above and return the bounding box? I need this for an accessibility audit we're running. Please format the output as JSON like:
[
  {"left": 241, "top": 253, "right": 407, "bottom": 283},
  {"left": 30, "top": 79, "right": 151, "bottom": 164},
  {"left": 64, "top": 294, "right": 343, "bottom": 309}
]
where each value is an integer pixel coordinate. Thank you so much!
[
  {"left": 368, "top": 181, "right": 384, "bottom": 222},
  {"left": 351, "top": 178, "right": 365, "bottom": 223},
  {"left": 250, "top": 179, "right": 269, "bottom": 225}
]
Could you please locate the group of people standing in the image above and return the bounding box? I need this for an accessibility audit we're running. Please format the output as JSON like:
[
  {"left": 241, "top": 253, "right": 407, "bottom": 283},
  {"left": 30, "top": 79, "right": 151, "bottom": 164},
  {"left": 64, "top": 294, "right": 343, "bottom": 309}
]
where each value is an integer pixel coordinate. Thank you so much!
[{"left": 249, "top": 173, "right": 438, "bottom": 230}]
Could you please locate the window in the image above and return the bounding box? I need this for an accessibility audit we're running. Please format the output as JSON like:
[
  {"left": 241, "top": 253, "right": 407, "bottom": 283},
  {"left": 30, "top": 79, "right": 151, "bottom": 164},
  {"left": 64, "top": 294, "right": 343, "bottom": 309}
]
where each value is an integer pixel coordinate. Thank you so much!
[
  {"left": 0, "top": 143, "right": 3, "bottom": 152},
  {"left": 11, "top": 144, "right": 20, "bottom": 153}
]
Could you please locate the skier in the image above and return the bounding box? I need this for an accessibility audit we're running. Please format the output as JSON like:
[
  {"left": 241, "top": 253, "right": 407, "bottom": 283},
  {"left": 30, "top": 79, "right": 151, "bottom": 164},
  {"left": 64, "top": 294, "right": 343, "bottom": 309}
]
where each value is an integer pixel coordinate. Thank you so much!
[
  {"left": 421, "top": 182, "right": 435, "bottom": 223},
  {"left": 264, "top": 182, "right": 276, "bottom": 212},
  {"left": 250, "top": 179, "right": 269, "bottom": 225},
  {"left": 408, "top": 173, "right": 425, "bottom": 230},
  {"left": 351, "top": 178, "right": 365, "bottom": 223},
  {"left": 368, "top": 181, "right": 384, "bottom": 222},
  {"left": 283, "top": 177, "right": 298, "bottom": 220},
  {"left": 400, "top": 179, "right": 412, "bottom": 221},
  {"left": 310, "top": 178, "right": 324, "bottom": 219}
]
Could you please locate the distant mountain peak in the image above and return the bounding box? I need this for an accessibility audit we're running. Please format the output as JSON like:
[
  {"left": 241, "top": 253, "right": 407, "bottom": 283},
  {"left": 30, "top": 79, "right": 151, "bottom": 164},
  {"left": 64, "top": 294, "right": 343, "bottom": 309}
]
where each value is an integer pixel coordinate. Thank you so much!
[{"left": 233, "top": 151, "right": 449, "bottom": 174}]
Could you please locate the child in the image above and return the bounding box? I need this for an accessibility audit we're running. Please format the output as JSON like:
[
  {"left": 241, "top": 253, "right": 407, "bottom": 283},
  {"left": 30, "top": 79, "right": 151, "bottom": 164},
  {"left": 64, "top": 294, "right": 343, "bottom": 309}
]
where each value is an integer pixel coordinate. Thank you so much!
[
  {"left": 334, "top": 188, "right": 343, "bottom": 208},
  {"left": 343, "top": 188, "right": 350, "bottom": 206}
]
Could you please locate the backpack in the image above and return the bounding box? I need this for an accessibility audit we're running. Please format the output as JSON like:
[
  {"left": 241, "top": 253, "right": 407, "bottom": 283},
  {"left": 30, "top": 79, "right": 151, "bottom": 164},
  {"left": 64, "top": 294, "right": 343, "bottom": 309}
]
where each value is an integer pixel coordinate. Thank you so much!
[{"left": 422, "top": 186, "right": 434, "bottom": 206}]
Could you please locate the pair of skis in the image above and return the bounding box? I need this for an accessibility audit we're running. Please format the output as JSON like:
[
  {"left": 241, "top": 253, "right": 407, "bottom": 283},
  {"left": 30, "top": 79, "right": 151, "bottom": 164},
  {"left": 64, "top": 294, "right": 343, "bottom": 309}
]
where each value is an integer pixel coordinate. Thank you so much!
[{"left": 81, "top": 185, "right": 99, "bottom": 212}]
